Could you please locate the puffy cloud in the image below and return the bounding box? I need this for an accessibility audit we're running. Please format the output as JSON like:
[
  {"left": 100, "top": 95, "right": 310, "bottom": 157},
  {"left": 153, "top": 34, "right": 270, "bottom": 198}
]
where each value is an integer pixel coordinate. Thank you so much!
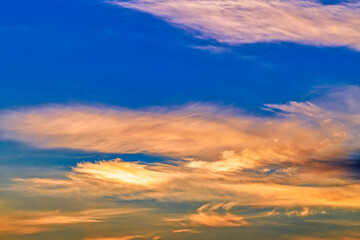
[{"left": 112, "top": 0, "right": 360, "bottom": 50}]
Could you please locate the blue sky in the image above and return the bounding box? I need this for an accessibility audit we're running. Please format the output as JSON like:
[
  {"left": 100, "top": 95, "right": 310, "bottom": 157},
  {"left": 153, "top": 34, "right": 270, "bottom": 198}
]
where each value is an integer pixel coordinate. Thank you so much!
[
  {"left": 1, "top": 0, "right": 360, "bottom": 111},
  {"left": 0, "top": 0, "right": 360, "bottom": 239}
]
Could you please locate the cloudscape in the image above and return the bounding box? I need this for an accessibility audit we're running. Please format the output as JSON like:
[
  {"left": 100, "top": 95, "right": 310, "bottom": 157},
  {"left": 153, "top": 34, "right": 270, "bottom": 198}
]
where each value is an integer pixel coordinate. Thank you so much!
[{"left": 0, "top": 0, "right": 359, "bottom": 239}]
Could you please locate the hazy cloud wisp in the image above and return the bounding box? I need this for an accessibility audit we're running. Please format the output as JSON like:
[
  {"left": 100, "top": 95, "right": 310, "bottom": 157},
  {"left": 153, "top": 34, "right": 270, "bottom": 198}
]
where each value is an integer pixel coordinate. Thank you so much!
[{"left": 112, "top": 0, "right": 360, "bottom": 50}]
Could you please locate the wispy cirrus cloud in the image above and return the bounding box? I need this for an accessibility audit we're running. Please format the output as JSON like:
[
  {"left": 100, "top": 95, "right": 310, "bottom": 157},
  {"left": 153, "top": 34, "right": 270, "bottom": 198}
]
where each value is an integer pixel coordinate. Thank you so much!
[
  {"left": 111, "top": 0, "right": 360, "bottom": 50},
  {"left": 289, "top": 235, "right": 360, "bottom": 240},
  {"left": 1, "top": 86, "right": 360, "bottom": 167},
  {"left": 10, "top": 157, "right": 360, "bottom": 207},
  {"left": 0, "top": 208, "right": 142, "bottom": 235},
  {"left": 84, "top": 237, "right": 144, "bottom": 240},
  {"left": 189, "top": 203, "right": 249, "bottom": 227},
  {"left": 172, "top": 229, "right": 201, "bottom": 233},
  {"left": 1, "top": 86, "right": 360, "bottom": 232},
  {"left": 164, "top": 203, "right": 248, "bottom": 228}
]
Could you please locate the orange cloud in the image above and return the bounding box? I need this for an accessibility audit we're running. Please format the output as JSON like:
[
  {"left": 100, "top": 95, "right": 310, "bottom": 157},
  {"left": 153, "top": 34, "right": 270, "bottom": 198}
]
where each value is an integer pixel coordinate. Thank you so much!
[
  {"left": 2, "top": 87, "right": 360, "bottom": 210},
  {"left": 289, "top": 235, "right": 360, "bottom": 240},
  {"left": 0, "top": 208, "right": 142, "bottom": 235},
  {"left": 83, "top": 233, "right": 161, "bottom": 240},
  {"left": 1, "top": 95, "right": 359, "bottom": 169},
  {"left": 189, "top": 203, "right": 249, "bottom": 227},
  {"left": 164, "top": 203, "right": 249, "bottom": 228},
  {"left": 172, "top": 229, "right": 201, "bottom": 233},
  {"left": 84, "top": 236, "right": 146, "bottom": 240},
  {"left": 9, "top": 157, "right": 360, "bottom": 206}
]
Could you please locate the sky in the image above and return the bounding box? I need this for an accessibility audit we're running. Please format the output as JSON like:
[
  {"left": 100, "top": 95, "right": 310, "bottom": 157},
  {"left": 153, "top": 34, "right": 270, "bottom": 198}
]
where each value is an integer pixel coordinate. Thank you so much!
[{"left": 0, "top": 0, "right": 360, "bottom": 239}]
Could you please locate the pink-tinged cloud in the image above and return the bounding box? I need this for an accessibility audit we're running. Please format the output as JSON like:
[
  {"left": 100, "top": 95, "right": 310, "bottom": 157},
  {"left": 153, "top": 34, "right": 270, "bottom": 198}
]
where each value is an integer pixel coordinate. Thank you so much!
[{"left": 112, "top": 0, "right": 360, "bottom": 50}]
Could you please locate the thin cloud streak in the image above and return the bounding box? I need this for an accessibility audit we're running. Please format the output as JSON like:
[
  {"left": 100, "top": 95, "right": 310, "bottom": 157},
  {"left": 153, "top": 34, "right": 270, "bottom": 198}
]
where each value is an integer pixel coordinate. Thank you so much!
[
  {"left": 112, "top": 0, "right": 360, "bottom": 50},
  {"left": 0, "top": 208, "right": 142, "bottom": 235},
  {"left": 172, "top": 229, "right": 201, "bottom": 233},
  {"left": 84, "top": 236, "right": 150, "bottom": 240}
]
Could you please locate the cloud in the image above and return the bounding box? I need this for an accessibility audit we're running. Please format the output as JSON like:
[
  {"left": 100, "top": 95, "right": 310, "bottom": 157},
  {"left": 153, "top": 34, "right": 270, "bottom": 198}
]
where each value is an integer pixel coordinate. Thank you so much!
[
  {"left": 289, "top": 235, "right": 360, "bottom": 240},
  {"left": 83, "top": 232, "right": 161, "bottom": 240},
  {"left": 305, "top": 219, "right": 360, "bottom": 227},
  {"left": 111, "top": 0, "right": 360, "bottom": 50},
  {"left": 84, "top": 236, "right": 147, "bottom": 240},
  {"left": 1, "top": 89, "right": 360, "bottom": 166},
  {"left": 11, "top": 158, "right": 360, "bottom": 207},
  {"left": 285, "top": 207, "right": 316, "bottom": 217},
  {"left": 1, "top": 86, "right": 360, "bottom": 208},
  {"left": 165, "top": 203, "right": 248, "bottom": 228},
  {"left": 189, "top": 203, "right": 249, "bottom": 227},
  {"left": 0, "top": 208, "right": 141, "bottom": 235},
  {"left": 73, "top": 159, "right": 171, "bottom": 186},
  {"left": 265, "top": 207, "right": 321, "bottom": 217},
  {"left": 191, "top": 45, "right": 229, "bottom": 53},
  {"left": 172, "top": 229, "right": 201, "bottom": 233}
]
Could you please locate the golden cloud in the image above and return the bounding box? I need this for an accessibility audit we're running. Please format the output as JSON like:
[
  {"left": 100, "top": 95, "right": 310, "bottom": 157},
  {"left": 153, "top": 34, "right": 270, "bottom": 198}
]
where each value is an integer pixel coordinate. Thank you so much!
[
  {"left": 11, "top": 158, "right": 360, "bottom": 207},
  {"left": 0, "top": 208, "right": 142, "bottom": 235},
  {"left": 1, "top": 96, "right": 360, "bottom": 167},
  {"left": 84, "top": 236, "right": 153, "bottom": 240},
  {"left": 189, "top": 203, "right": 249, "bottom": 227},
  {"left": 1, "top": 86, "right": 360, "bottom": 210}
]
